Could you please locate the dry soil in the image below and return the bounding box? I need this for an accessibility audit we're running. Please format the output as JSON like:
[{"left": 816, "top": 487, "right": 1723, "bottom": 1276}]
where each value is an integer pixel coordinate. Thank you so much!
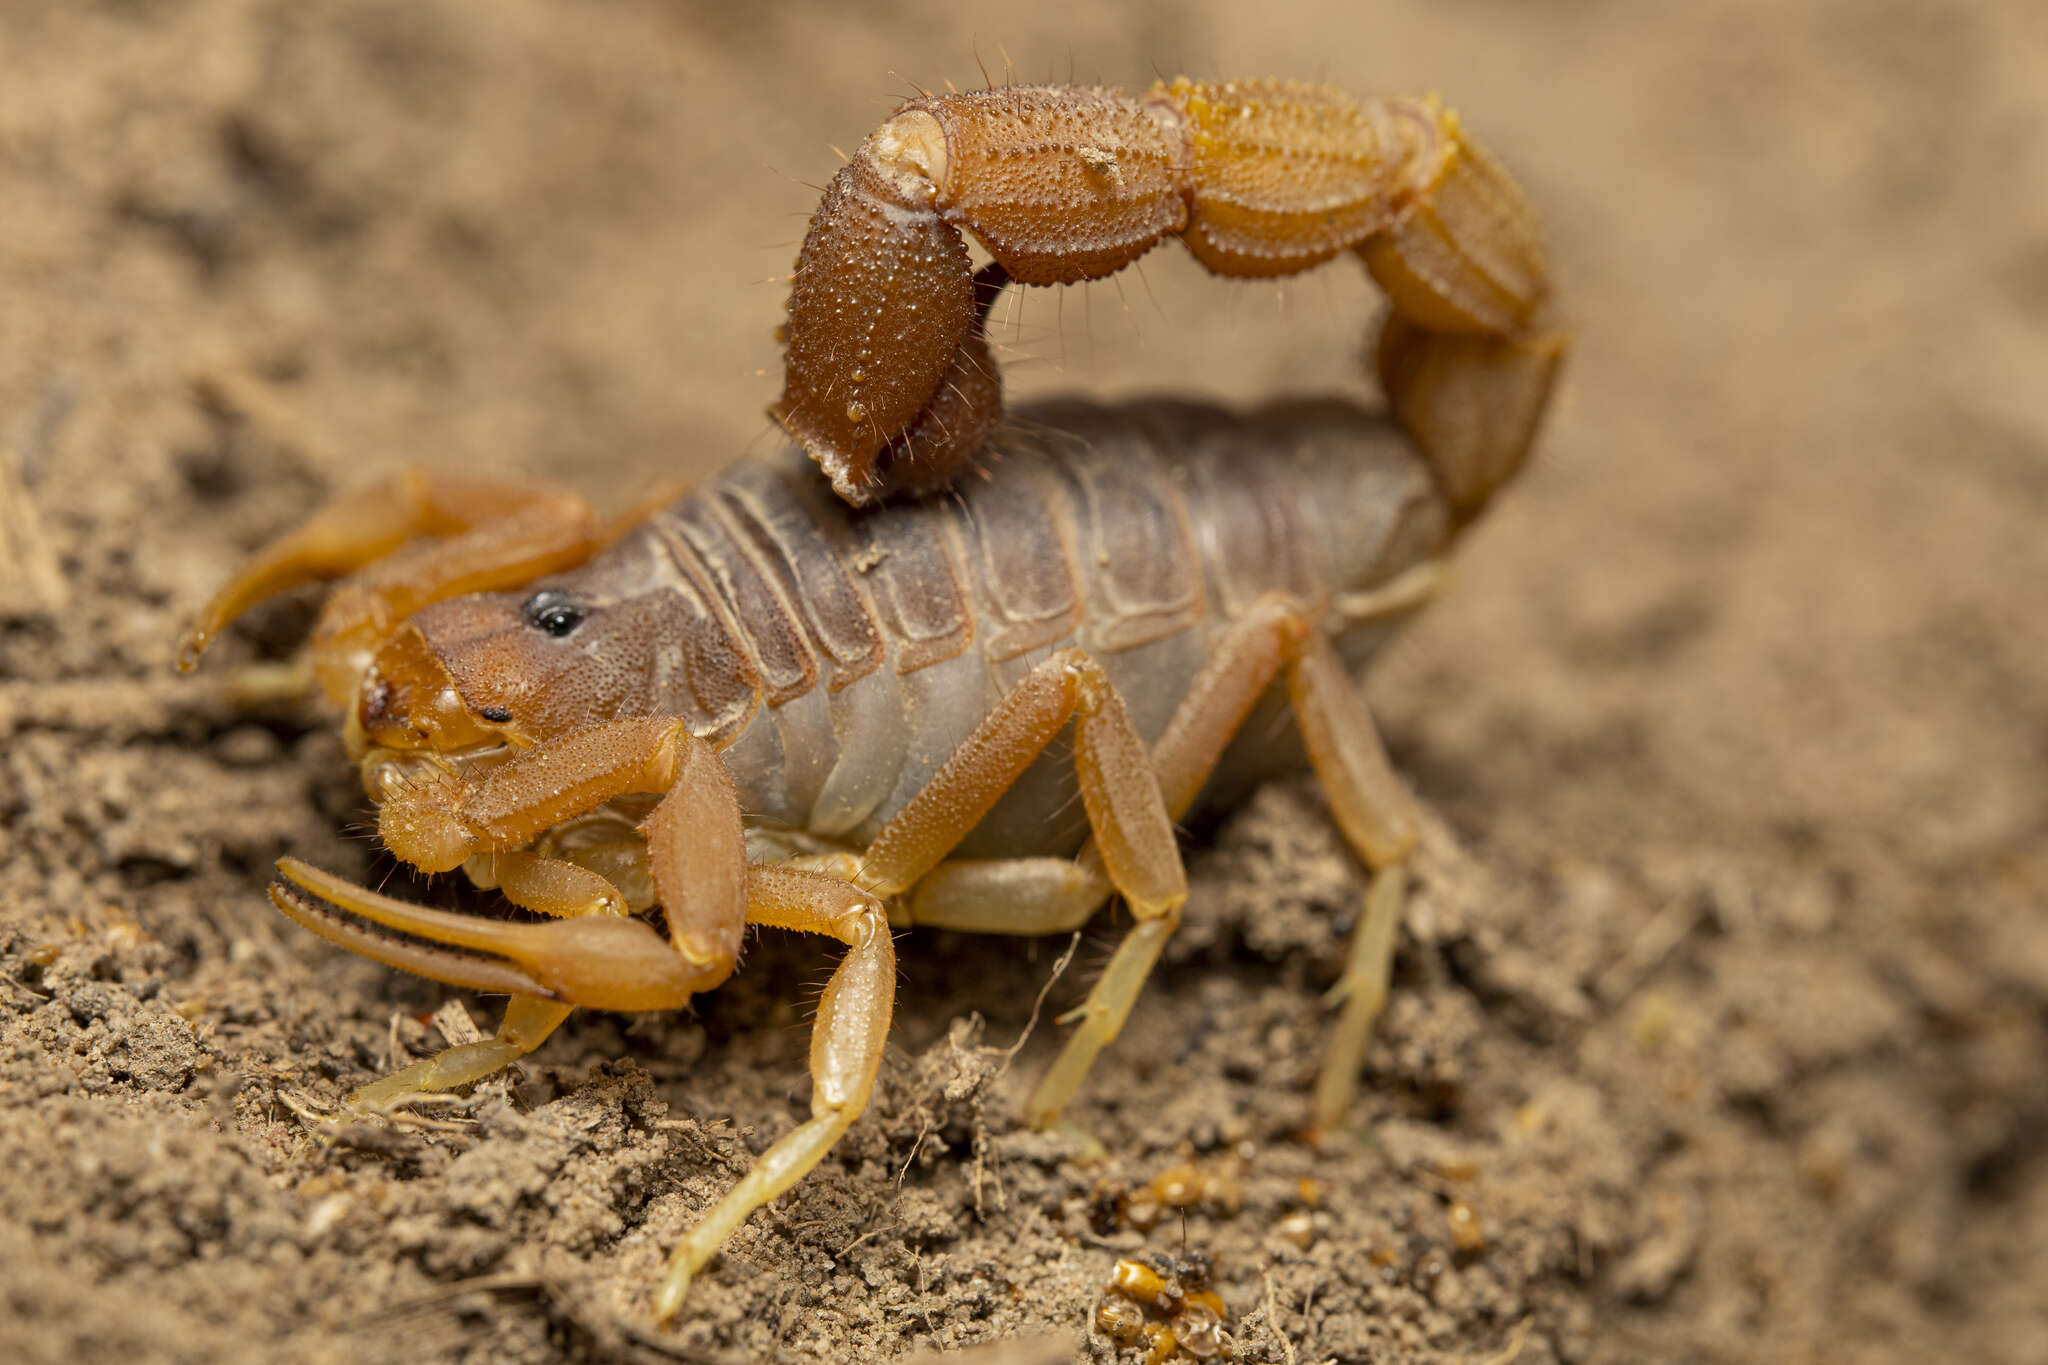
[{"left": 3, "top": 3, "right": 2045, "bottom": 1363}]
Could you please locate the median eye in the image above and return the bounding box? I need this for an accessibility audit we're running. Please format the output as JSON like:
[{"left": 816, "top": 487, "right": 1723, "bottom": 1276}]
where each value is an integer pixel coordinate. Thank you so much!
[
  {"left": 521, "top": 590, "right": 585, "bottom": 639},
  {"left": 478, "top": 705, "right": 512, "bottom": 723}
]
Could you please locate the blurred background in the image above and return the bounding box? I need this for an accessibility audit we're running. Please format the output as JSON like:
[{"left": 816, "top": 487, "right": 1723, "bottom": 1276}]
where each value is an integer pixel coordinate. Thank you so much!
[{"left": 2, "top": 2, "right": 2043, "bottom": 1362}]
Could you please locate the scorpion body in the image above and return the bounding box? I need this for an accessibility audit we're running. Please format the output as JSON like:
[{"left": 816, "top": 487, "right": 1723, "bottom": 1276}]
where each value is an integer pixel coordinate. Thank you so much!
[
  {"left": 527, "top": 400, "right": 1445, "bottom": 861},
  {"left": 178, "top": 77, "right": 1567, "bottom": 1321}
]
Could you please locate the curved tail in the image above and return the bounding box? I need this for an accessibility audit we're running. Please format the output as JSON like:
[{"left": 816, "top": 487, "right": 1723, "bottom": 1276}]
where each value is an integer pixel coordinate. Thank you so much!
[{"left": 774, "top": 78, "right": 1567, "bottom": 515}]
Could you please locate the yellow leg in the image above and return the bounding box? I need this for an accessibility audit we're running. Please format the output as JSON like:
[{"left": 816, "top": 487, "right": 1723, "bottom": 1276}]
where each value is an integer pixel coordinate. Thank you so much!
[
  {"left": 899, "top": 855, "right": 1112, "bottom": 934},
  {"left": 1026, "top": 915, "right": 1181, "bottom": 1129},
  {"left": 857, "top": 647, "right": 1185, "bottom": 916},
  {"left": 1288, "top": 630, "right": 1423, "bottom": 1128},
  {"left": 655, "top": 867, "right": 894, "bottom": 1322},
  {"left": 1310, "top": 864, "right": 1406, "bottom": 1127},
  {"left": 1024, "top": 599, "right": 1305, "bottom": 1126},
  {"left": 350, "top": 995, "right": 574, "bottom": 1111},
  {"left": 1016, "top": 595, "right": 1427, "bottom": 1130},
  {"left": 832, "top": 648, "right": 1187, "bottom": 1128},
  {"left": 179, "top": 466, "right": 601, "bottom": 696}
]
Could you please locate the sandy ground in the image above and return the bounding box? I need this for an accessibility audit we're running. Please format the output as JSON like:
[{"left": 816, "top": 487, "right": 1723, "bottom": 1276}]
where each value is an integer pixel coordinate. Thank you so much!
[{"left": 3, "top": 2, "right": 2045, "bottom": 1362}]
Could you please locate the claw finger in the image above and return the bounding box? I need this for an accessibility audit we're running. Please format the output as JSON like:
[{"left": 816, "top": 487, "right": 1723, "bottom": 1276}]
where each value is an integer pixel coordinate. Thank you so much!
[
  {"left": 269, "top": 877, "right": 552, "bottom": 997},
  {"left": 177, "top": 475, "right": 424, "bottom": 672},
  {"left": 274, "top": 857, "right": 725, "bottom": 1011},
  {"left": 277, "top": 856, "right": 552, "bottom": 959}
]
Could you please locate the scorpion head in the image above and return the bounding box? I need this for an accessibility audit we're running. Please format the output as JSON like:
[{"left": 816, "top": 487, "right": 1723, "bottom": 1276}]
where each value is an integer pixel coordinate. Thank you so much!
[
  {"left": 348, "top": 573, "right": 678, "bottom": 873},
  {"left": 347, "top": 524, "right": 752, "bottom": 788},
  {"left": 351, "top": 577, "right": 663, "bottom": 763}
]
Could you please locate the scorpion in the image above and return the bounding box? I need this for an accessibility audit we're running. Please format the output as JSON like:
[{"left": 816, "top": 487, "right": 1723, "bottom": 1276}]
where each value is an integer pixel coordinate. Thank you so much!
[{"left": 179, "top": 78, "right": 1565, "bottom": 1321}]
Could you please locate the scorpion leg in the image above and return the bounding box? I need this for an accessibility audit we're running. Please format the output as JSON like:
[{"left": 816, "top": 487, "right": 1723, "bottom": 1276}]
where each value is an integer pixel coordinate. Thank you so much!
[
  {"left": 900, "top": 568, "right": 1444, "bottom": 936},
  {"left": 437, "top": 742, "right": 893, "bottom": 1320},
  {"left": 840, "top": 648, "right": 1188, "bottom": 1127},
  {"left": 655, "top": 866, "right": 893, "bottom": 1322},
  {"left": 1014, "top": 594, "right": 1426, "bottom": 1129},
  {"left": 899, "top": 855, "right": 1112, "bottom": 935},
  {"left": 1022, "top": 597, "right": 1316, "bottom": 1126},
  {"left": 857, "top": 648, "right": 1185, "bottom": 919},
  {"left": 179, "top": 467, "right": 604, "bottom": 702},
  {"left": 1154, "top": 594, "right": 1424, "bottom": 1133},
  {"left": 734, "top": 845, "right": 1094, "bottom": 936},
  {"left": 1285, "top": 632, "right": 1422, "bottom": 1131},
  {"left": 350, "top": 995, "right": 576, "bottom": 1111}
]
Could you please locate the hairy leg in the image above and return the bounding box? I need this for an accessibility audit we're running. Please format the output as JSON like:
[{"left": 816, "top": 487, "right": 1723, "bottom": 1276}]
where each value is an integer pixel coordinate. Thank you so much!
[
  {"left": 655, "top": 867, "right": 894, "bottom": 1321},
  {"left": 180, "top": 467, "right": 602, "bottom": 696},
  {"left": 349, "top": 995, "right": 576, "bottom": 1111},
  {"left": 897, "top": 855, "right": 1111, "bottom": 934},
  {"left": 1015, "top": 591, "right": 1433, "bottom": 1130},
  {"left": 824, "top": 647, "right": 1189, "bottom": 1126}
]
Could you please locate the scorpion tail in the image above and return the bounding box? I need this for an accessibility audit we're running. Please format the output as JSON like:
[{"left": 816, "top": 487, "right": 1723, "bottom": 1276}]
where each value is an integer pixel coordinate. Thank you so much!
[
  {"left": 1354, "top": 105, "right": 1570, "bottom": 520},
  {"left": 1378, "top": 314, "right": 1570, "bottom": 521}
]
